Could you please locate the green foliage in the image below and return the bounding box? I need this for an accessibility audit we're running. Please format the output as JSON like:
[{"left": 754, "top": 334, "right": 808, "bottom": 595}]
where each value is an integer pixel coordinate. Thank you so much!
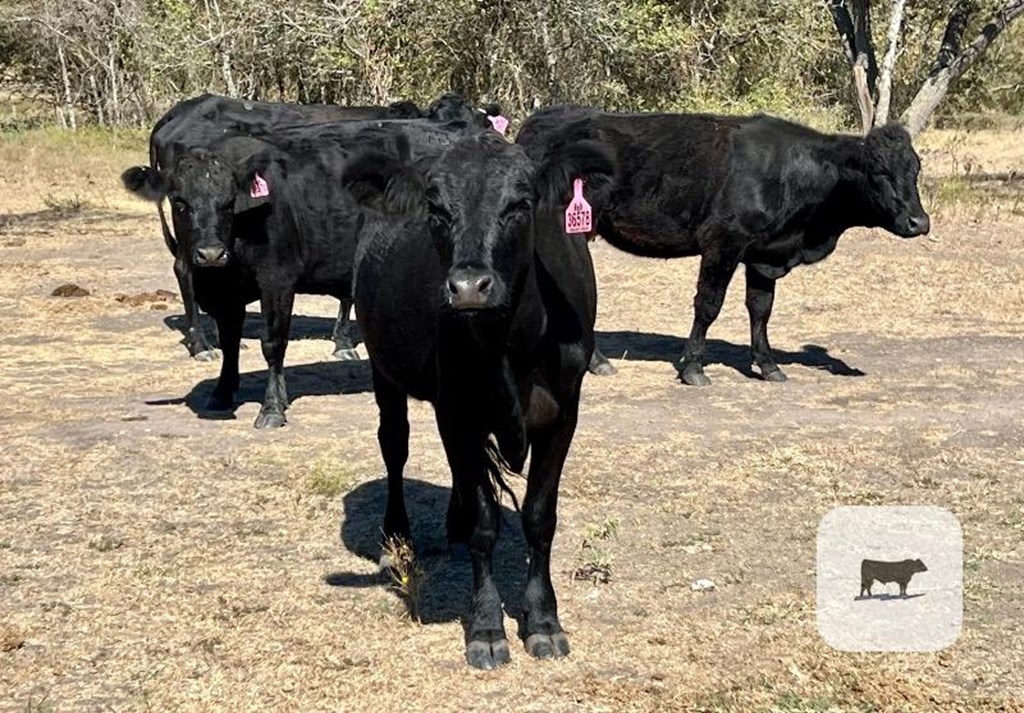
[{"left": 0, "top": 0, "right": 1019, "bottom": 128}]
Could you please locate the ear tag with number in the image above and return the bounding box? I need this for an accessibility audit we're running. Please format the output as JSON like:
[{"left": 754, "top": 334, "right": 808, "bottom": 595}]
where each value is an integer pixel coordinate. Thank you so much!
[{"left": 564, "top": 178, "right": 592, "bottom": 234}]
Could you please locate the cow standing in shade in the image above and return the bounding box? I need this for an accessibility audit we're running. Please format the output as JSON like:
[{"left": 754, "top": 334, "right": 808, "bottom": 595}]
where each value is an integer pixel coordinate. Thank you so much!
[
  {"left": 146, "top": 94, "right": 424, "bottom": 361},
  {"left": 349, "top": 134, "right": 614, "bottom": 668},
  {"left": 517, "top": 108, "right": 930, "bottom": 384},
  {"left": 122, "top": 117, "right": 494, "bottom": 427}
]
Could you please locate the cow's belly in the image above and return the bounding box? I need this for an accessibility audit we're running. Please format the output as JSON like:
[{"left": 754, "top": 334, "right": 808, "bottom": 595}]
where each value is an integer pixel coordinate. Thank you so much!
[
  {"left": 745, "top": 231, "right": 841, "bottom": 279},
  {"left": 600, "top": 213, "right": 701, "bottom": 259}
]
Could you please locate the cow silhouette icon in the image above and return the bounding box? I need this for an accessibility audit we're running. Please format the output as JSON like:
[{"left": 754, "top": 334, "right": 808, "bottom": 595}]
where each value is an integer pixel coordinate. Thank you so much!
[{"left": 859, "top": 558, "right": 928, "bottom": 598}]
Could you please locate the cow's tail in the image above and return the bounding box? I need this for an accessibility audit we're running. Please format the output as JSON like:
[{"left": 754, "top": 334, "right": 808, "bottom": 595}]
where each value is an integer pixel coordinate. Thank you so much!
[
  {"left": 148, "top": 117, "right": 179, "bottom": 258},
  {"left": 484, "top": 437, "right": 523, "bottom": 513}
]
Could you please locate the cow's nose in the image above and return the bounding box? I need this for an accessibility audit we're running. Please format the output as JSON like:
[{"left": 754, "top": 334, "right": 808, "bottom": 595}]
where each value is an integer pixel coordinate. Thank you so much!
[
  {"left": 194, "top": 246, "right": 228, "bottom": 266},
  {"left": 447, "top": 269, "right": 494, "bottom": 310},
  {"left": 907, "top": 214, "right": 930, "bottom": 236}
]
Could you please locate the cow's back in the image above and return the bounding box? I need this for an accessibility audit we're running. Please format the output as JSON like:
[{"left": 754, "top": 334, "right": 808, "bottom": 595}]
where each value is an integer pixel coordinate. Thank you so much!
[{"left": 519, "top": 108, "right": 742, "bottom": 258}]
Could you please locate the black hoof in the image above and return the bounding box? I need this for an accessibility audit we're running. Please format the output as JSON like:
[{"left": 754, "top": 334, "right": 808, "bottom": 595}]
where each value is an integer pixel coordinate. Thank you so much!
[
  {"left": 524, "top": 632, "right": 570, "bottom": 659},
  {"left": 193, "top": 349, "right": 219, "bottom": 362},
  {"left": 205, "top": 392, "right": 234, "bottom": 411},
  {"left": 254, "top": 409, "right": 286, "bottom": 429},
  {"left": 332, "top": 347, "right": 359, "bottom": 361},
  {"left": 680, "top": 366, "right": 711, "bottom": 387},
  {"left": 760, "top": 366, "right": 788, "bottom": 383},
  {"left": 466, "top": 637, "right": 511, "bottom": 670}
]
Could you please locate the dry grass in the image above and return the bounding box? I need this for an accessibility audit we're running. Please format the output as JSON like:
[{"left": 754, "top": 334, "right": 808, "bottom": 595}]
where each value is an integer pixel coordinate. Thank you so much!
[{"left": 0, "top": 126, "right": 1022, "bottom": 711}]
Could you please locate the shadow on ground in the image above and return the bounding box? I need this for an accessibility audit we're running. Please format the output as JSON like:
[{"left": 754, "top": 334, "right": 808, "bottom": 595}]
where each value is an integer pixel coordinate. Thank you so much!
[
  {"left": 145, "top": 358, "right": 372, "bottom": 417},
  {"left": 164, "top": 311, "right": 339, "bottom": 345},
  {"left": 326, "top": 478, "right": 527, "bottom": 628},
  {"left": 596, "top": 330, "right": 866, "bottom": 379},
  {"left": 853, "top": 593, "right": 926, "bottom": 601}
]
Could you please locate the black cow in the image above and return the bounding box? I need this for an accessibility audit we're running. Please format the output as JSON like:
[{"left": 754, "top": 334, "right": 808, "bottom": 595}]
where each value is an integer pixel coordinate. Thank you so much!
[
  {"left": 517, "top": 108, "right": 930, "bottom": 385},
  {"left": 860, "top": 558, "right": 928, "bottom": 597},
  {"left": 348, "top": 133, "right": 614, "bottom": 668},
  {"left": 123, "top": 118, "right": 494, "bottom": 427},
  {"left": 147, "top": 93, "right": 427, "bottom": 361}
]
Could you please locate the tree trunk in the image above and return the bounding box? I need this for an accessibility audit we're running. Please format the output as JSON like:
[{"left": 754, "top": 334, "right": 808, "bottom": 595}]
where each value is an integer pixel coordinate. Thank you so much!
[
  {"left": 874, "top": 0, "right": 907, "bottom": 126},
  {"left": 902, "top": 0, "right": 1024, "bottom": 136},
  {"left": 828, "top": 0, "right": 878, "bottom": 134},
  {"left": 56, "top": 43, "right": 76, "bottom": 131}
]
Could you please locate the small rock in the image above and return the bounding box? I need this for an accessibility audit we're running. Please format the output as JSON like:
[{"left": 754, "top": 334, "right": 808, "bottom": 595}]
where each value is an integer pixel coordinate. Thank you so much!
[
  {"left": 690, "top": 578, "right": 716, "bottom": 592},
  {"left": 0, "top": 629, "right": 25, "bottom": 653},
  {"left": 120, "top": 413, "right": 148, "bottom": 422},
  {"left": 2, "top": 237, "right": 26, "bottom": 248},
  {"left": 115, "top": 289, "right": 177, "bottom": 307},
  {"left": 51, "top": 283, "right": 90, "bottom": 298}
]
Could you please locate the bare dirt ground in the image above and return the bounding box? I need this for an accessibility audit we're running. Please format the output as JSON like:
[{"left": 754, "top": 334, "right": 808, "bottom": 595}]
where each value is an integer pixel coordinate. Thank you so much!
[{"left": 0, "top": 128, "right": 1022, "bottom": 712}]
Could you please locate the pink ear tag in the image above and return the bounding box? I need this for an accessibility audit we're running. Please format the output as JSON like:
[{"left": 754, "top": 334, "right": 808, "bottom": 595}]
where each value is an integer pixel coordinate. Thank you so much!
[
  {"left": 564, "top": 178, "right": 592, "bottom": 234},
  {"left": 487, "top": 114, "right": 509, "bottom": 136},
  {"left": 250, "top": 172, "right": 269, "bottom": 198}
]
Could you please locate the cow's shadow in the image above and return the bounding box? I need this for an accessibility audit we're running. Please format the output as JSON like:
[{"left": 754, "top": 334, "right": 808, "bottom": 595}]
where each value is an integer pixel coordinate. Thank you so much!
[
  {"left": 853, "top": 593, "right": 926, "bottom": 601},
  {"left": 325, "top": 478, "right": 528, "bottom": 633},
  {"left": 596, "top": 331, "right": 865, "bottom": 378},
  {"left": 163, "top": 311, "right": 339, "bottom": 346},
  {"left": 150, "top": 311, "right": 369, "bottom": 418}
]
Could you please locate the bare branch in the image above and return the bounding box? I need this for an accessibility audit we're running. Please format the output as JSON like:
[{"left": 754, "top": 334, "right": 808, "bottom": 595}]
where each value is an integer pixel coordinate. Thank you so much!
[
  {"left": 902, "top": 0, "right": 1024, "bottom": 136},
  {"left": 875, "top": 0, "right": 907, "bottom": 126}
]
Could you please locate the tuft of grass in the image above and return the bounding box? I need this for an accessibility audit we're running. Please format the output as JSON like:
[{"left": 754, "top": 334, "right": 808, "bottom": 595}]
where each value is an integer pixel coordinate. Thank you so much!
[
  {"left": 41, "top": 194, "right": 88, "bottom": 214},
  {"left": 88, "top": 534, "right": 123, "bottom": 552},
  {"left": 381, "top": 535, "right": 426, "bottom": 622},
  {"left": 573, "top": 517, "right": 619, "bottom": 585},
  {"left": 306, "top": 460, "right": 356, "bottom": 499},
  {"left": 1, "top": 625, "right": 25, "bottom": 653}
]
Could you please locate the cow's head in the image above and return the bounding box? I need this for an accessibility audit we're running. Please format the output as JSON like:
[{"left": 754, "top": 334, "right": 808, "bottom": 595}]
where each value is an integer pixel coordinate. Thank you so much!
[
  {"left": 859, "top": 124, "right": 930, "bottom": 238},
  {"left": 122, "top": 148, "right": 273, "bottom": 267},
  {"left": 913, "top": 558, "right": 928, "bottom": 573},
  {"left": 346, "top": 133, "right": 613, "bottom": 318},
  {"left": 428, "top": 135, "right": 613, "bottom": 318},
  {"left": 426, "top": 93, "right": 506, "bottom": 133}
]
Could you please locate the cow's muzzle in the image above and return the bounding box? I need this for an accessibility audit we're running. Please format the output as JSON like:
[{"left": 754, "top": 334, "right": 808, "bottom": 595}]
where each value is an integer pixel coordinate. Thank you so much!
[
  {"left": 899, "top": 213, "right": 930, "bottom": 238},
  {"left": 194, "top": 245, "right": 229, "bottom": 267},
  {"left": 447, "top": 268, "right": 495, "bottom": 310}
]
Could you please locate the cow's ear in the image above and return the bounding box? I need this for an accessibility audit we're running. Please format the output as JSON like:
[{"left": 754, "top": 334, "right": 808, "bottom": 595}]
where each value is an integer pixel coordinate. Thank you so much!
[
  {"left": 534, "top": 140, "right": 616, "bottom": 209},
  {"left": 121, "top": 165, "right": 167, "bottom": 202},
  {"left": 344, "top": 150, "right": 427, "bottom": 216},
  {"left": 233, "top": 155, "right": 275, "bottom": 214}
]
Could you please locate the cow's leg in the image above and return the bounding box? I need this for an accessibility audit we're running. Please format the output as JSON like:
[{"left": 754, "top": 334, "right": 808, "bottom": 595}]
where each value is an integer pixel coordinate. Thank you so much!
[
  {"left": 206, "top": 301, "right": 244, "bottom": 411},
  {"left": 437, "top": 412, "right": 507, "bottom": 670},
  {"left": 174, "top": 257, "right": 217, "bottom": 361},
  {"left": 521, "top": 389, "right": 579, "bottom": 660},
  {"left": 587, "top": 347, "right": 617, "bottom": 376},
  {"left": 899, "top": 581, "right": 908, "bottom": 597},
  {"left": 745, "top": 266, "right": 786, "bottom": 382},
  {"left": 254, "top": 289, "right": 294, "bottom": 429},
  {"left": 331, "top": 298, "right": 361, "bottom": 361},
  {"left": 680, "top": 248, "right": 740, "bottom": 386},
  {"left": 372, "top": 364, "right": 411, "bottom": 560}
]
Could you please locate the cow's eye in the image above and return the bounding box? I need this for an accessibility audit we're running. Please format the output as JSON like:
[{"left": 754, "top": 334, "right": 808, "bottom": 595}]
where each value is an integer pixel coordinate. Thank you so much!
[
  {"left": 172, "top": 198, "right": 187, "bottom": 212},
  {"left": 501, "top": 200, "right": 531, "bottom": 220}
]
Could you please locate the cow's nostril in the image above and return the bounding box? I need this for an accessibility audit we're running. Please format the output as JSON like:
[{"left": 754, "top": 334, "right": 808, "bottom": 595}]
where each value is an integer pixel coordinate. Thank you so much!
[
  {"left": 476, "top": 275, "right": 493, "bottom": 294},
  {"left": 447, "top": 279, "right": 460, "bottom": 295}
]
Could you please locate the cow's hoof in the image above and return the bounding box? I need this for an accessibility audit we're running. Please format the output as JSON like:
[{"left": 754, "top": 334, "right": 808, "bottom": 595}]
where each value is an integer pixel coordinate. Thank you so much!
[
  {"left": 680, "top": 368, "right": 711, "bottom": 387},
  {"left": 761, "top": 367, "right": 788, "bottom": 383},
  {"left": 465, "top": 637, "right": 511, "bottom": 670},
  {"left": 205, "top": 392, "right": 234, "bottom": 411},
  {"left": 332, "top": 347, "right": 360, "bottom": 361},
  {"left": 254, "top": 410, "right": 286, "bottom": 429},
  {"left": 193, "top": 349, "right": 219, "bottom": 362},
  {"left": 589, "top": 361, "right": 617, "bottom": 376},
  {"left": 524, "top": 632, "right": 570, "bottom": 660}
]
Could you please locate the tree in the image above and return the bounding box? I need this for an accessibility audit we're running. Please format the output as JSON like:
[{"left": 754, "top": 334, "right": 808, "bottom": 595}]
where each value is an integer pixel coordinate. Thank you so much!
[{"left": 829, "top": 0, "right": 1024, "bottom": 136}]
